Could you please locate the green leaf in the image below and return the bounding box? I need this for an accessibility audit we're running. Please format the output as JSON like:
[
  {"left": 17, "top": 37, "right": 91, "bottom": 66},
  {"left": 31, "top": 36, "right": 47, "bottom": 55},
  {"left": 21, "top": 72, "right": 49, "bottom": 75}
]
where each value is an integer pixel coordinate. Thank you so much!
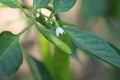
[
  {"left": 71, "top": 41, "right": 79, "bottom": 60},
  {"left": 107, "top": 42, "right": 120, "bottom": 55},
  {"left": 53, "top": 0, "right": 76, "bottom": 12},
  {"left": 0, "top": 31, "right": 23, "bottom": 76},
  {"left": 104, "top": 0, "right": 120, "bottom": 28},
  {"left": 58, "top": 20, "right": 79, "bottom": 27},
  {"left": 33, "top": 0, "right": 50, "bottom": 9},
  {"left": 0, "top": 0, "right": 20, "bottom": 8},
  {"left": 65, "top": 27, "right": 120, "bottom": 68},
  {"left": 105, "top": 0, "right": 120, "bottom": 18},
  {"left": 25, "top": 54, "right": 52, "bottom": 80},
  {"left": 81, "top": 0, "right": 106, "bottom": 20}
]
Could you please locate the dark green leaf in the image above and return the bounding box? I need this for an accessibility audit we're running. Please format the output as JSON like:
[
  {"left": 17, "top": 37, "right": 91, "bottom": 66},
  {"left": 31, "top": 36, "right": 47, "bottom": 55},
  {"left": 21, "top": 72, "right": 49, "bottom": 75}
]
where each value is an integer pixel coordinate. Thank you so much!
[
  {"left": 0, "top": 31, "right": 23, "bottom": 76},
  {"left": 71, "top": 41, "right": 79, "bottom": 61},
  {"left": 65, "top": 27, "right": 120, "bottom": 68},
  {"left": 81, "top": 0, "right": 106, "bottom": 20},
  {"left": 107, "top": 42, "right": 120, "bottom": 55},
  {"left": 26, "top": 54, "right": 52, "bottom": 80},
  {"left": 33, "top": 0, "right": 50, "bottom": 9},
  {"left": 105, "top": 0, "right": 120, "bottom": 18},
  {"left": 53, "top": 0, "right": 76, "bottom": 12},
  {"left": 58, "top": 20, "right": 79, "bottom": 27},
  {"left": 104, "top": 0, "right": 120, "bottom": 28},
  {"left": 0, "top": 0, "right": 20, "bottom": 8}
]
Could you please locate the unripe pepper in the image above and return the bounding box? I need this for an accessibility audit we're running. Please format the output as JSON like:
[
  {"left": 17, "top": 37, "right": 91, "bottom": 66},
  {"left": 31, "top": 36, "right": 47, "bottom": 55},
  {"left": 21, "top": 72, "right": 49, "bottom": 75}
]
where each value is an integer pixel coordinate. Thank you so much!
[{"left": 35, "top": 23, "right": 71, "bottom": 55}]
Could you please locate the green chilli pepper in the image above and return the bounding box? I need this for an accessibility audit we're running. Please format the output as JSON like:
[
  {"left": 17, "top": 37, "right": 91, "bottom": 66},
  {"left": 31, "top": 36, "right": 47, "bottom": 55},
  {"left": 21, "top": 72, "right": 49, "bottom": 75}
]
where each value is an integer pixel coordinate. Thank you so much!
[{"left": 35, "top": 23, "right": 71, "bottom": 55}]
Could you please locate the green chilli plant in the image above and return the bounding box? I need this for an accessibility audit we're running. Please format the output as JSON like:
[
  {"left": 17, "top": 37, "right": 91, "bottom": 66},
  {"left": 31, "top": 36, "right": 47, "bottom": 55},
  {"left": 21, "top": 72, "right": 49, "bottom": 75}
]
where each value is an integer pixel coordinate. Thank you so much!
[{"left": 0, "top": 0, "right": 120, "bottom": 80}]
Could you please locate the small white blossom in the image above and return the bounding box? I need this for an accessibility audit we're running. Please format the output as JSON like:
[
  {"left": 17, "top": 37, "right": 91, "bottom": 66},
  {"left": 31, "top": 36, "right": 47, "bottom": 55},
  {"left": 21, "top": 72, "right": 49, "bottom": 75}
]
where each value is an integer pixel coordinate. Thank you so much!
[{"left": 55, "top": 27, "right": 65, "bottom": 37}]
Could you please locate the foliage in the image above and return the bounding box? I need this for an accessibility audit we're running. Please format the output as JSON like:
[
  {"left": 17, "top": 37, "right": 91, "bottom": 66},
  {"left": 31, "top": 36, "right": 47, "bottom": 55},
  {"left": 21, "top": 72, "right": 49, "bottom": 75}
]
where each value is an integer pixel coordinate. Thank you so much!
[
  {"left": 0, "top": 0, "right": 120, "bottom": 80},
  {"left": 0, "top": 32, "right": 22, "bottom": 76}
]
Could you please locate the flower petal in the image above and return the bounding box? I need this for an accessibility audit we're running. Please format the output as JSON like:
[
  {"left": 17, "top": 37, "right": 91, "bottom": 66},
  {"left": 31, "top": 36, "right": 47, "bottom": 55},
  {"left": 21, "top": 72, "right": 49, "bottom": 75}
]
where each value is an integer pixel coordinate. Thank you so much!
[{"left": 55, "top": 27, "right": 65, "bottom": 37}]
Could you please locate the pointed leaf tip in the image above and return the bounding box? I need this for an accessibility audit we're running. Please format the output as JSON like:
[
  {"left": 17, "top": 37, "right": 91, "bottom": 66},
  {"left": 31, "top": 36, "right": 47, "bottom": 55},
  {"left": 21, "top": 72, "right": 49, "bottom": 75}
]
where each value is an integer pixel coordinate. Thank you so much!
[{"left": 65, "top": 27, "right": 120, "bottom": 68}]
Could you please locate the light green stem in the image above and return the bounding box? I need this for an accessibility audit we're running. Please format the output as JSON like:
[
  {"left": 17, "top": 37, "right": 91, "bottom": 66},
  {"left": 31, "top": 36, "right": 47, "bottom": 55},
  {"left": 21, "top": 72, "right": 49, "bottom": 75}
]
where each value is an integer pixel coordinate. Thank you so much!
[{"left": 18, "top": 22, "right": 34, "bottom": 36}]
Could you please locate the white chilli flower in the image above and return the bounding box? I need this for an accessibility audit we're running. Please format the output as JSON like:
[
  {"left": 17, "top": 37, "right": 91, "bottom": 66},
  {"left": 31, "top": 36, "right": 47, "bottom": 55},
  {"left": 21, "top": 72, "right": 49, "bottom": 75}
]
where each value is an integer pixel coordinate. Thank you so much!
[{"left": 55, "top": 27, "right": 65, "bottom": 37}]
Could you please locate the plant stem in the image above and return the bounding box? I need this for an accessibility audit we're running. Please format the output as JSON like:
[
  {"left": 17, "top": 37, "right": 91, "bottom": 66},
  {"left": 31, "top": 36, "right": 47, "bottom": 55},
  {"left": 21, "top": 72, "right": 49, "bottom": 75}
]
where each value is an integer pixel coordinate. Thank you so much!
[
  {"left": 45, "top": 6, "right": 60, "bottom": 20},
  {"left": 18, "top": 22, "right": 34, "bottom": 36}
]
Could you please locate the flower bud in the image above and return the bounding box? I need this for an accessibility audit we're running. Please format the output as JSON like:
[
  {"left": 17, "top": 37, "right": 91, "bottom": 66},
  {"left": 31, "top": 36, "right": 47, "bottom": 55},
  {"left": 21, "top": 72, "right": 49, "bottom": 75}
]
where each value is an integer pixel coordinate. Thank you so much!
[{"left": 55, "top": 27, "right": 65, "bottom": 37}]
